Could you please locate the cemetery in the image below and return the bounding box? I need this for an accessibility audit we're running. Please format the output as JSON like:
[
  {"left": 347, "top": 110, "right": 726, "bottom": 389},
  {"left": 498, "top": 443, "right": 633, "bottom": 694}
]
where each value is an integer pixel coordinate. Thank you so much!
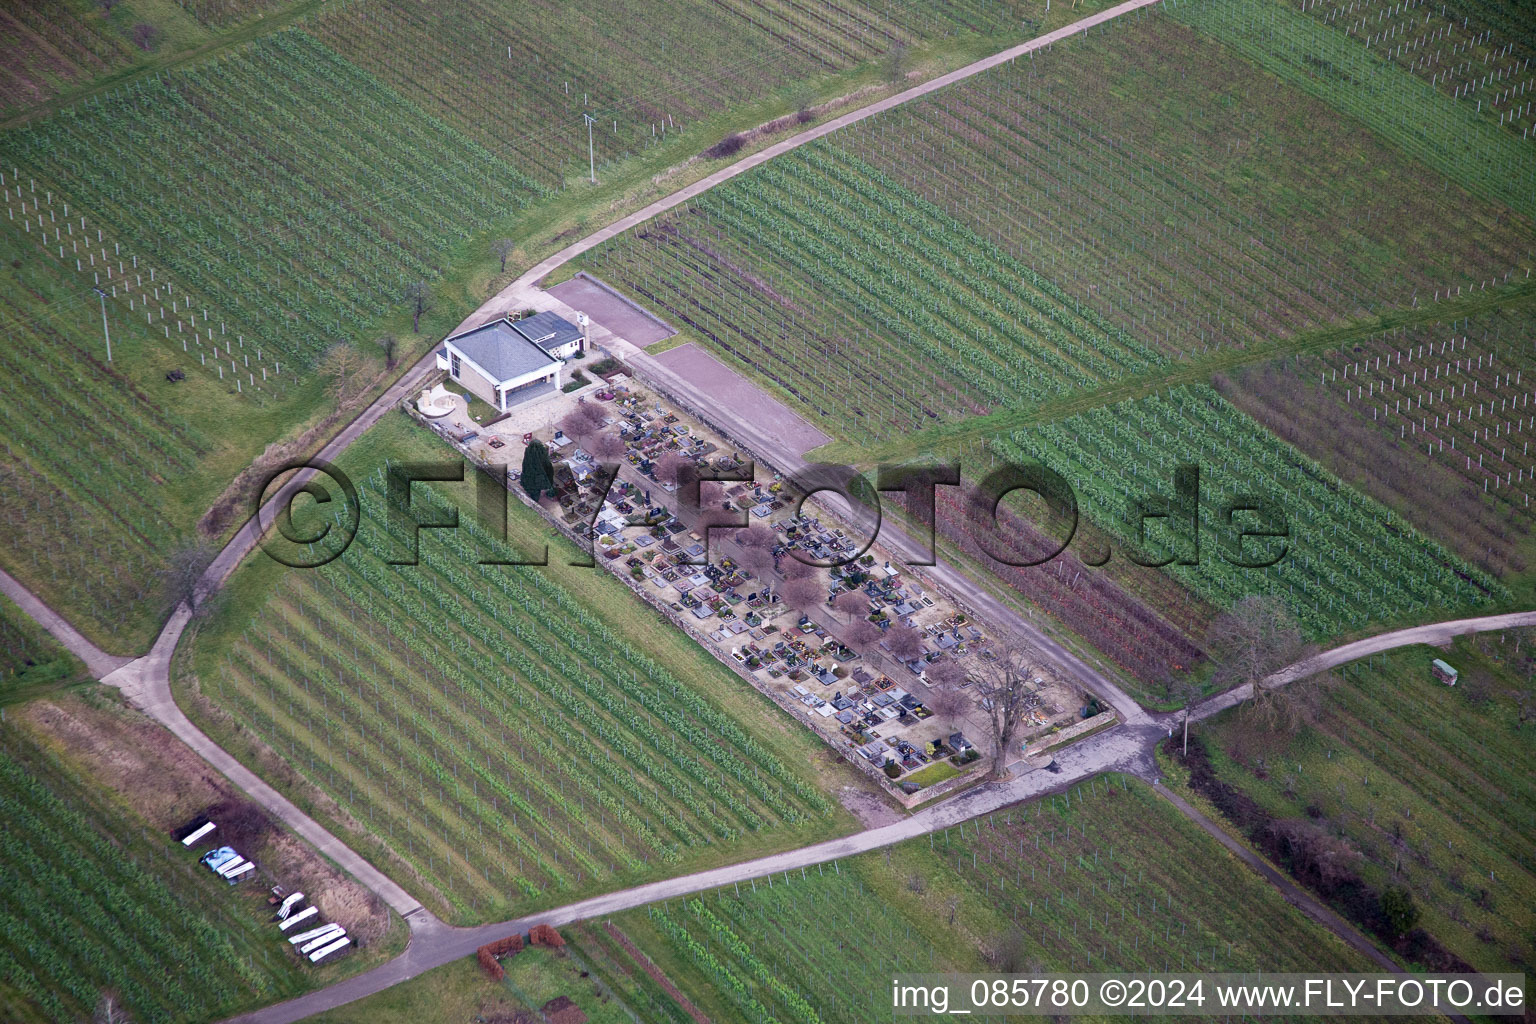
[{"left": 419, "top": 366, "right": 1090, "bottom": 799}]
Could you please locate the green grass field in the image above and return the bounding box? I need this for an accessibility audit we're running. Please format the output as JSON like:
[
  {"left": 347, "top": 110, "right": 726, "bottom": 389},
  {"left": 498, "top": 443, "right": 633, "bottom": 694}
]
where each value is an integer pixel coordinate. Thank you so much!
[
  {"left": 4, "top": 29, "right": 544, "bottom": 375},
  {"left": 610, "top": 776, "right": 1377, "bottom": 1023},
  {"left": 1171, "top": 0, "right": 1536, "bottom": 219},
  {"left": 184, "top": 412, "right": 852, "bottom": 924},
  {"left": 0, "top": 0, "right": 1121, "bottom": 657},
  {"left": 580, "top": 142, "right": 1163, "bottom": 441},
  {"left": 312, "top": 0, "right": 1044, "bottom": 188},
  {"left": 0, "top": 194, "right": 341, "bottom": 652},
  {"left": 313, "top": 934, "right": 670, "bottom": 1024},
  {"left": 0, "top": 25, "right": 540, "bottom": 650},
  {"left": 0, "top": 594, "right": 87, "bottom": 701},
  {"left": 1293, "top": 0, "right": 1536, "bottom": 141},
  {"left": 580, "top": 6, "right": 1533, "bottom": 444},
  {"left": 999, "top": 383, "right": 1505, "bottom": 637},
  {"left": 1168, "top": 634, "right": 1535, "bottom": 974},
  {"left": 1221, "top": 304, "right": 1536, "bottom": 594},
  {"left": 0, "top": 724, "right": 311, "bottom": 1023}
]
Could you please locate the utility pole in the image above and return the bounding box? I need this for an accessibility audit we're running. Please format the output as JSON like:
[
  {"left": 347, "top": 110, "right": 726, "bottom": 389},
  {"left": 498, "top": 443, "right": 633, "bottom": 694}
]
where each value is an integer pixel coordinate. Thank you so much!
[
  {"left": 92, "top": 286, "right": 111, "bottom": 362},
  {"left": 583, "top": 113, "right": 597, "bottom": 184}
]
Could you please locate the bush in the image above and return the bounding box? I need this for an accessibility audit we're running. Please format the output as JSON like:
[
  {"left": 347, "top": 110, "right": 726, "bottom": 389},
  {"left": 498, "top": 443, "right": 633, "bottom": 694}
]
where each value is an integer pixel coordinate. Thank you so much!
[
  {"left": 705, "top": 134, "right": 746, "bottom": 159},
  {"left": 1380, "top": 886, "right": 1419, "bottom": 938},
  {"left": 1169, "top": 737, "right": 1473, "bottom": 971},
  {"left": 476, "top": 934, "right": 523, "bottom": 979},
  {"left": 131, "top": 22, "right": 162, "bottom": 51},
  {"left": 882, "top": 760, "right": 903, "bottom": 779},
  {"left": 529, "top": 924, "right": 565, "bottom": 948}
]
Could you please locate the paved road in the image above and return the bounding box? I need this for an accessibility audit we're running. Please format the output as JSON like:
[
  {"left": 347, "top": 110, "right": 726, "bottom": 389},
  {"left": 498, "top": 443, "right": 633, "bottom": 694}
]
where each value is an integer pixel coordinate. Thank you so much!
[
  {"left": 100, "top": 608, "right": 426, "bottom": 923},
  {"left": 0, "top": 567, "right": 132, "bottom": 678},
  {"left": 458, "top": 0, "right": 1164, "bottom": 332},
  {"left": 1188, "top": 610, "right": 1536, "bottom": 723},
  {"left": 227, "top": 723, "right": 1159, "bottom": 1024}
]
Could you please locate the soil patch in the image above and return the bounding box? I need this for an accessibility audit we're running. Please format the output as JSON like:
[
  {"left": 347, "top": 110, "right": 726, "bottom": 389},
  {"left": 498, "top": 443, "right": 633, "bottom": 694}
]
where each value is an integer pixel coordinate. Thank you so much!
[{"left": 18, "top": 694, "right": 392, "bottom": 943}]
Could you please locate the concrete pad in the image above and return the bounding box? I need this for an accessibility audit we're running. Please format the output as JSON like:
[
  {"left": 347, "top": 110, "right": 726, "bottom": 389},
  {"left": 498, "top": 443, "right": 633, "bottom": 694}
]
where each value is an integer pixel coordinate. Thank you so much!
[
  {"left": 652, "top": 342, "right": 830, "bottom": 458},
  {"left": 548, "top": 273, "right": 676, "bottom": 347}
]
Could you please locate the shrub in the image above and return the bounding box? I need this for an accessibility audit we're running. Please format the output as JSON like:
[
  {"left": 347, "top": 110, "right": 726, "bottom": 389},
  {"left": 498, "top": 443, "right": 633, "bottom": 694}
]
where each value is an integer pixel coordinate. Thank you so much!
[
  {"left": 529, "top": 924, "right": 565, "bottom": 948},
  {"left": 705, "top": 134, "right": 746, "bottom": 159},
  {"left": 477, "top": 934, "right": 522, "bottom": 979},
  {"left": 131, "top": 22, "right": 162, "bottom": 50},
  {"left": 1380, "top": 886, "right": 1419, "bottom": 938}
]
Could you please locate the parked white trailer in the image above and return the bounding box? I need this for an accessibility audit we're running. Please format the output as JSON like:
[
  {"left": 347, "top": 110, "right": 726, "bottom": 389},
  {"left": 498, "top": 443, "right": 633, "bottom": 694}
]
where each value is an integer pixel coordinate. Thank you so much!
[
  {"left": 278, "top": 906, "right": 319, "bottom": 932},
  {"left": 309, "top": 936, "right": 351, "bottom": 962},
  {"left": 300, "top": 928, "right": 346, "bottom": 955},
  {"left": 181, "top": 822, "right": 216, "bottom": 847},
  {"left": 277, "top": 892, "right": 305, "bottom": 920},
  {"left": 289, "top": 922, "right": 342, "bottom": 946}
]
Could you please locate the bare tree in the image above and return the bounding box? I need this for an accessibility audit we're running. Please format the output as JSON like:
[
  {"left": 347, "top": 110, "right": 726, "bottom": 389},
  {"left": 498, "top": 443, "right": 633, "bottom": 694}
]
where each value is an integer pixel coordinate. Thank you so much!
[
  {"left": 586, "top": 430, "right": 626, "bottom": 462},
  {"left": 652, "top": 452, "right": 692, "bottom": 488},
  {"left": 379, "top": 333, "right": 398, "bottom": 370},
  {"left": 321, "top": 343, "right": 367, "bottom": 407},
  {"left": 94, "top": 991, "right": 133, "bottom": 1024},
  {"left": 779, "top": 556, "right": 815, "bottom": 581},
  {"left": 1460, "top": 666, "right": 1495, "bottom": 707},
  {"left": 130, "top": 22, "right": 160, "bottom": 50},
  {"left": 781, "top": 576, "right": 824, "bottom": 618},
  {"left": 736, "top": 545, "right": 774, "bottom": 580},
  {"left": 832, "top": 589, "right": 867, "bottom": 622},
  {"left": 926, "top": 658, "right": 968, "bottom": 691},
  {"left": 925, "top": 679, "right": 970, "bottom": 732},
  {"left": 492, "top": 238, "right": 515, "bottom": 273},
  {"left": 559, "top": 404, "right": 606, "bottom": 449},
  {"left": 989, "top": 928, "right": 1028, "bottom": 973},
  {"left": 846, "top": 619, "right": 883, "bottom": 648},
  {"left": 1514, "top": 689, "right": 1532, "bottom": 730},
  {"left": 405, "top": 281, "right": 431, "bottom": 332},
  {"left": 162, "top": 540, "right": 216, "bottom": 612},
  {"left": 972, "top": 649, "right": 1040, "bottom": 780},
  {"left": 737, "top": 523, "right": 777, "bottom": 550},
  {"left": 885, "top": 622, "right": 925, "bottom": 663},
  {"left": 1207, "top": 595, "right": 1316, "bottom": 734}
]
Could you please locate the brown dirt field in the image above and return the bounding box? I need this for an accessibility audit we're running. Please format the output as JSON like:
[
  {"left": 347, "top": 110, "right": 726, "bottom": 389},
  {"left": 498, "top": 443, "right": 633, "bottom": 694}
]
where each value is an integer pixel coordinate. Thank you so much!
[
  {"left": 17, "top": 693, "right": 393, "bottom": 944},
  {"left": 541, "top": 995, "right": 587, "bottom": 1024}
]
